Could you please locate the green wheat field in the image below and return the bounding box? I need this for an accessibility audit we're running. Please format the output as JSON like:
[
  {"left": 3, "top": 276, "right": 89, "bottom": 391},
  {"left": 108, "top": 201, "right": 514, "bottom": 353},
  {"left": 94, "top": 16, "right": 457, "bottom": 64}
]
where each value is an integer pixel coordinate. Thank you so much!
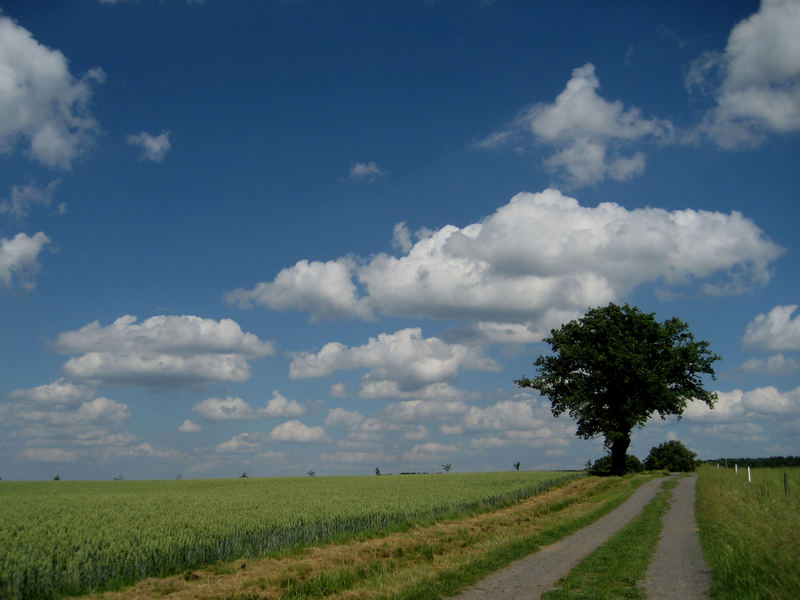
[{"left": 0, "top": 471, "right": 578, "bottom": 600}]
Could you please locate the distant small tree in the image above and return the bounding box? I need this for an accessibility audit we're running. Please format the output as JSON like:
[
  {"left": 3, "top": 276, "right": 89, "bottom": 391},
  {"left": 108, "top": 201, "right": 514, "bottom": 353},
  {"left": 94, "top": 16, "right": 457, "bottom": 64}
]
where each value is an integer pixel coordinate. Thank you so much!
[
  {"left": 53, "top": 475, "right": 60, "bottom": 481},
  {"left": 513, "top": 461, "right": 521, "bottom": 472},
  {"left": 113, "top": 474, "right": 123, "bottom": 480},
  {"left": 307, "top": 470, "right": 316, "bottom": 477},
  {"left": 645, "top": 440, "right": 698, "bottom": 472},
  {"left": 375, "top": 466, "right": 381, "bottom": 476},
  {"left": 442, "top": 463, "right": 452, "bottom": 472},
  {"left": 175, "top": 473, "right": 182, "bottom": 480},
  {"left": 240, "top": 471, "right": 248, "bottom": 478}
]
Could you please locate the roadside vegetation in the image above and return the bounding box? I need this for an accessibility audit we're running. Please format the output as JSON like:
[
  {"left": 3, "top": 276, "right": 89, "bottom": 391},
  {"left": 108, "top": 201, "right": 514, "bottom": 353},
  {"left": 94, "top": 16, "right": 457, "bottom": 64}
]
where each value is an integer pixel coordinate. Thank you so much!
[{"left": 696, "top": 465, "right": 800, "bottom": 600}]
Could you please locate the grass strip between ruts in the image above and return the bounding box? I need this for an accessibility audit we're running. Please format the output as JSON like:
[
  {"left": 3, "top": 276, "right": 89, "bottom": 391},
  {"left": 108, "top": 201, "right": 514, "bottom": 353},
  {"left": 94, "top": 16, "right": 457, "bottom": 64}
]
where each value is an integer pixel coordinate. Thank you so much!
[{"left": 539, "top": 476, "right": 677, "bottom": 600}]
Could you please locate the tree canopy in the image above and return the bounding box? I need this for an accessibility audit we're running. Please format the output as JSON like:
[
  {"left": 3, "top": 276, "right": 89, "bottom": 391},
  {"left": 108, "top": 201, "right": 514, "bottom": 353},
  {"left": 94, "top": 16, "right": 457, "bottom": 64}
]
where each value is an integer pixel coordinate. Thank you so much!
[
  {"left": 645, "top": 440, "right": 698, "bottom": 472},
  {"left": 516, "top": 303, "right": 720, "bottom": 475}
]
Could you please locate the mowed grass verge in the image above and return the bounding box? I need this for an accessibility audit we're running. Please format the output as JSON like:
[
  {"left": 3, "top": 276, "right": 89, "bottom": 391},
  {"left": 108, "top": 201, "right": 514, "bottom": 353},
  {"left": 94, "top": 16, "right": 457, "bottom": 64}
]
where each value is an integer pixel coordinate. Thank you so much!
[
  {"left": 696, "top": 465, "right": 800, "bottom": 600},
  {"left": 76, "top": 474, "right": 654, "bottom": 600}
]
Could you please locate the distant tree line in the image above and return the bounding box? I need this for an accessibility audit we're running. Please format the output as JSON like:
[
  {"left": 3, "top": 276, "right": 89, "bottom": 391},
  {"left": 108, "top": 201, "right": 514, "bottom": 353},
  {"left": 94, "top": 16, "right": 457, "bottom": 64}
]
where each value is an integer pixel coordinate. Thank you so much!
[{"left": 703, "top": 456, "right": 800, "bottom": 468}]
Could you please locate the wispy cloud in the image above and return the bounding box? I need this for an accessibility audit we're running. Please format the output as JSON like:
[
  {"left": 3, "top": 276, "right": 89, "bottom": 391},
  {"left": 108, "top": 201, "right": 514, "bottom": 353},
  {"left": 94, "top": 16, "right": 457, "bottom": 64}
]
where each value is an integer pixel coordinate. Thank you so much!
[
  {"left": 125, "top": 131, "right": 171, "bottom": 162},
  {"left": 348, "top": 161, "right": 385, "bottom": 182}
]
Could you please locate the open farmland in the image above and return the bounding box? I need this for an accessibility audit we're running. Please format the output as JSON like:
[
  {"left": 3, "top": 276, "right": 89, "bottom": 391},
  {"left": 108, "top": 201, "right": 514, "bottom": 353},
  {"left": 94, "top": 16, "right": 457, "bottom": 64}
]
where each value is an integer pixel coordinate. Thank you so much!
[{"left": 0, "top": 471, "right": 579, "bottom": 600}]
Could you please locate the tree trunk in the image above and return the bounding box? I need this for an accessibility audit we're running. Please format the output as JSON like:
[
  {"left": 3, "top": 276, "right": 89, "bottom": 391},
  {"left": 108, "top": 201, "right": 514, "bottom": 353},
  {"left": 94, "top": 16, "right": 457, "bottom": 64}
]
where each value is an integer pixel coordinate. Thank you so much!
[{"left": 610, "top": 434, "right": 631, "bottom": 476}]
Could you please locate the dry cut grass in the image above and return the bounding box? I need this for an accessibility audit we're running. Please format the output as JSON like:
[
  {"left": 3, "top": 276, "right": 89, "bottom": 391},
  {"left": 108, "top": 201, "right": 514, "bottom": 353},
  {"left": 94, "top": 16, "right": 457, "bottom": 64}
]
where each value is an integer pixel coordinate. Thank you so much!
[{"left": 79, "top": 475, "right": 647, "bottom": 600}]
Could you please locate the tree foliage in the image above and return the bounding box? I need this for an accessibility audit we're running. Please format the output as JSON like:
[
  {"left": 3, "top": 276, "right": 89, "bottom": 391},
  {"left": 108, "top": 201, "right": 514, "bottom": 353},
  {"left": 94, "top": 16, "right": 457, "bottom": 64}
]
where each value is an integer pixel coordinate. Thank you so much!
[
  {"left": 516, "top": 303, "right": 720, "bottom": 475},
  {"left": 591, "top": 453, "right": 644, "bottom": 474},
  {"left": 645, "top": 440, "right": 698, "bottom": 472}
]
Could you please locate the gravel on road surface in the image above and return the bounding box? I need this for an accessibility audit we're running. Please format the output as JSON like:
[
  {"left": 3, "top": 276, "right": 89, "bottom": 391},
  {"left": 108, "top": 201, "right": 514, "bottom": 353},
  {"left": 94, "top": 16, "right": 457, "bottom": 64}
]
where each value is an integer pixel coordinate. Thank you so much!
[
  {"left": 450, "top": 476, "right": 673, "bottom": 600},
  {"left": 642, "top": 473, "right": 711, "bottom": 599}
]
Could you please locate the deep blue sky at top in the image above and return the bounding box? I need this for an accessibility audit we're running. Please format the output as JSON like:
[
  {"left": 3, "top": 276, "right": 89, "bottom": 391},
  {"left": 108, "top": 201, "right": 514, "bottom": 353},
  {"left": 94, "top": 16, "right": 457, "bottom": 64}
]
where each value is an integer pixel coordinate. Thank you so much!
[{"left": 1, "top": 0, "right": 798, "bottom": 479}]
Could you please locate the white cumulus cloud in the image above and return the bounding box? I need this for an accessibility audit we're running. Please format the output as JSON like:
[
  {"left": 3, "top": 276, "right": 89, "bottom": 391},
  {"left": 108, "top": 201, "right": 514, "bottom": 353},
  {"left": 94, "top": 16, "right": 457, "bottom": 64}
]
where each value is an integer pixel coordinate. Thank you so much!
[
  {"left": 0, "top": 16, "right": 104, "bottom": 169},
  {"left": 54, "top": 314, "right": 274, "bottom": 388},
  {"left": 479, "top": 63, "right": 672, "bottom": 186},
  {"left": 2, "top": 379, "right": 137, "bottom": 463},
  {"left": 688, "top": 0, "right": 800, "bottom": 147},
  {"left": 742, "top": 304, "right": 800, "bottom": 352},
  {"left": 0, "top": 231, "right": 51, "bottom": 292},
  {"left": 262, "top": 390, "right": 305, "bottom": 417},
  {"left": 231, "top": 190, "right": 782, "bottom": 343},
  {"left": 226, "top": 258, "right": 371, "bottom": 320},
  {"left": 193, "top": 391, "right": 303, "bottom": 420},
  {"left": 463, "top": 399, "right": 545, "bottom": 431},
  {"left": 179, "top": 419, "right": 202, "bottom": 433},
  {"left": 685, "top": 385, "right": 800, "bottom": 420},
  {"left": 193, "top": 396, "right": 253, "bottom": 420},
  {"left": 324, "top": 407, "right": 366, "bottom": 429},
  {"left": 216, "top": 432, "right": 262, "bottom": 453},
  {"left": 18, "top": 396, "right": 129, "bottom": 426},
  {"left": 289, "top": 327, "right": 499, "bottom": 393},
  {"left": 739, "top": 354, "right": 800, "bottom": 377},
  {"left": 9, "top": 377, "right": 93, "bottom": 404},
  {"left": 269, "top": 420, "right": 327, "bottom": 443}
]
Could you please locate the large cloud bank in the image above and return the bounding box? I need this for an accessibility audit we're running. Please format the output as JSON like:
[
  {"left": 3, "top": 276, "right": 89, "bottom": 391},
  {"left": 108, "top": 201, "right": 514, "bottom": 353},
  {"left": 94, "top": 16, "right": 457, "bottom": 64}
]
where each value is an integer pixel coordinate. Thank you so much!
[{"left": 229, "top": 189, "right": 782, "bottom": 343}]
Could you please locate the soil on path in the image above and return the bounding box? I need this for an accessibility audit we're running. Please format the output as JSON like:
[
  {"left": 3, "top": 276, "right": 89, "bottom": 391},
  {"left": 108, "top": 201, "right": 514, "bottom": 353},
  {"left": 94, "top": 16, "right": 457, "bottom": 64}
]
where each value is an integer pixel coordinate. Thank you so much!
[
  {"left": 450, "top": 476, "right": 672, "bottom": 600},
  {"left": 642, "top": 473, "right": 711, "bottom": 599}
]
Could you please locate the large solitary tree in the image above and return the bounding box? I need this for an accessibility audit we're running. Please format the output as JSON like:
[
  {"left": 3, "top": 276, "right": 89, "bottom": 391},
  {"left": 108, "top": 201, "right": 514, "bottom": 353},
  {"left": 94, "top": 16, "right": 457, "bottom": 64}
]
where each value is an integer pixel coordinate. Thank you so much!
[{"left": 516, "top": 303, "right": 720, "bottom": 476}]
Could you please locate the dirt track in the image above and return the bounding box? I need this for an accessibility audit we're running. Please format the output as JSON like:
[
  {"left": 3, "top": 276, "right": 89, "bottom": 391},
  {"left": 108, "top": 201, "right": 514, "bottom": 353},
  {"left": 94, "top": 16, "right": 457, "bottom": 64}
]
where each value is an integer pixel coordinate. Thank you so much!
[
  {"left": 451, "top": 473, "right": 710, "bottom": 599},
  {"left": 642, "top": 474, "right": 711, "bottom": 599}
]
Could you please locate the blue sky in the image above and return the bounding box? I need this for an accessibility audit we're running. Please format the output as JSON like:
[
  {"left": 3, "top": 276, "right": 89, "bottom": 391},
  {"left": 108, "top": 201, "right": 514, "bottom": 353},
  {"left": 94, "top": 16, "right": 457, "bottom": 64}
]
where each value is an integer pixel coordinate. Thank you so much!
[{"left": 1, "top": 0, "right": 798, "bottom": 480}]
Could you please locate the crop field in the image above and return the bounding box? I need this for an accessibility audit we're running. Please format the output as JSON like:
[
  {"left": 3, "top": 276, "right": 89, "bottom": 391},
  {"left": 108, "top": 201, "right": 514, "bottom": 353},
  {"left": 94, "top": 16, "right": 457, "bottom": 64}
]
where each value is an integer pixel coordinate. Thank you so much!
[
  {"left": 0, "top": 471, "right": 580, "bottom": 600},
  {"left": 696, "top": 465, "right": 800, "bottom": 600}
]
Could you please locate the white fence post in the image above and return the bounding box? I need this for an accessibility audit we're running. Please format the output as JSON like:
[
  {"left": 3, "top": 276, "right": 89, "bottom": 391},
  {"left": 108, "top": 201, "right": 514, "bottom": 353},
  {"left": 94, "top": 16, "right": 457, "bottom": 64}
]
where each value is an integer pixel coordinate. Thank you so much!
[
  {"left": 735, "top": 464, "right": 738, "bottom": 473},
  {"left": 748, "top": 466, "right": 752, "bottom": 483}
]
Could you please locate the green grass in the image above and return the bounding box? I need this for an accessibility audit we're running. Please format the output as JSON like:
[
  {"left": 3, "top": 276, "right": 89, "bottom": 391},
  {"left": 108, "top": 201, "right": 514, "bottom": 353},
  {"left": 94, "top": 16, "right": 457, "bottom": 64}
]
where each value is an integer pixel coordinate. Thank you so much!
[
  {"left": 0, "top": 471, "right": 579, "bottom": 600},
  {"left": 696, "top": 466, "right": 800, "bottom": 600},
  {"left": 540, "top": 476, "right": 676, "bottom": 600}
]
